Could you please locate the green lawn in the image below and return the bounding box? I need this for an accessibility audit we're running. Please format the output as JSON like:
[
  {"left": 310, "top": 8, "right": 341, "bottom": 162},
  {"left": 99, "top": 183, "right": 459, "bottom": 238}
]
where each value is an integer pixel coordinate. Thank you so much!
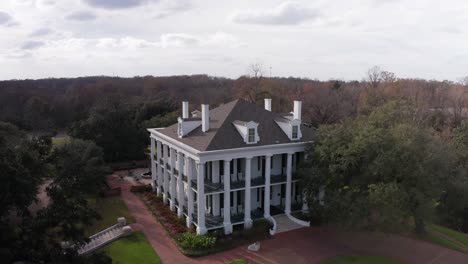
[
  {"left": 321, "top": 255, "right": 406, "bottom": 264},
  {"left": 431, "top": 224, "right": 468, "bottom": 247},
  {"left": 422, "top": 224, "right": 468, "bottom": 253},
  {"left": 51, "top": 137, "right": 70, "bottom": 146},
  {"left": 227, "top": 260, "right": 247, "bottom": 264},
  {"left": 86, "top": 196, "right": 135, "bottom": 236},
  {"left": 99, "top": 231, "right": 161, "bottom": 264}
]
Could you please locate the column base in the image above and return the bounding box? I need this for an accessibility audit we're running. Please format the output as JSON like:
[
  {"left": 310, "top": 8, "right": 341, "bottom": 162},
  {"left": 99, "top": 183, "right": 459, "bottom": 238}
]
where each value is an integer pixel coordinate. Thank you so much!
[
  {"left": 196, "top": 226, "right": 207, "bottom": 235},
  {"left": 223, "top": 222, "right": 233, "bottom": 234},
  {"left": 302, "top": 203, "right": 309, "bottom": 212},
  {"left": 244, "top": 219, "right": 253, "bottom": 229},
  {"left": 177, "top": 207, "right": 183, "bottom": 218},
  {"left": 169, "top": 201, "right": 175, "bottom": 211},
  {"left": 186, "top": 216, "right": 192, "bottom": 228},
  {"left": 263, "top": 213, "right": 270, "bottom": 219},
  {"left": 156, "top": 186, "right": 161, "bottom": 196},
  {"left": 163, "top": 193, "right": 168, "bottom": 204}
]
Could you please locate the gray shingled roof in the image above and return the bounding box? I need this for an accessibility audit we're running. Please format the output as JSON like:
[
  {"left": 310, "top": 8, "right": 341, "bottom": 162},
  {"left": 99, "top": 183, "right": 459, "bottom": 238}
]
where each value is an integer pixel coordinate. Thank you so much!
[{"left": 157, "top": 99, "right": 315, "bottom": 151}]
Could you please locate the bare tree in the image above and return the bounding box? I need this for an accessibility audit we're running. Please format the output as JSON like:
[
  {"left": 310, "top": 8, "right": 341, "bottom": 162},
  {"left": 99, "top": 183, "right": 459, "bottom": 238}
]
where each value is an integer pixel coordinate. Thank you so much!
[{"left": 366, "top": 66, "right": 382, "bottom": 89}]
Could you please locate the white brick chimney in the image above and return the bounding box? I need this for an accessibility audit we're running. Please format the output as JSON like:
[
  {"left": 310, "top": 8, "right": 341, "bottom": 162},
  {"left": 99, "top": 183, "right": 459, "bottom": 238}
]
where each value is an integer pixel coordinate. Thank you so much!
[
  {"left": 264, "top": 98, "right": 272, "bottom": 111},
  {"left": 293, "top": 100, "right": 302, "bottom": 120},
  {"left": 182, "top": 101, "right": 189, "bottom": 119},
  {"left": 201, "top": 104, "right": 210, "bottom": 132}
]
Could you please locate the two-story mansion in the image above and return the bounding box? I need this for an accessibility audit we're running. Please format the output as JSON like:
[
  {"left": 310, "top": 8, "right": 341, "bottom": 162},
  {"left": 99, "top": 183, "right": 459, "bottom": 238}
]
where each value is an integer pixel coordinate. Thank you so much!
[{"left": 148, "top": 98, "right": 314, "bottom": 235}]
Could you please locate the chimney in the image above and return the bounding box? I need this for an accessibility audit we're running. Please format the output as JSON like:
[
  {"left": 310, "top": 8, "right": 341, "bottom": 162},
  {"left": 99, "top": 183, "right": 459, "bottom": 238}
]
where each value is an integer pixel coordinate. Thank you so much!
[
  {"left": 201, "top": 104, "right": 210, "bottom": 132},
  {"left": 293, "top": 100, "right": 302, "bottom": 120},
  {"left": 182, "top": 101, "right": 189, "bottom": 119},
  {"left": 264, "top": 98, "right": 272, "bottom": 111}
]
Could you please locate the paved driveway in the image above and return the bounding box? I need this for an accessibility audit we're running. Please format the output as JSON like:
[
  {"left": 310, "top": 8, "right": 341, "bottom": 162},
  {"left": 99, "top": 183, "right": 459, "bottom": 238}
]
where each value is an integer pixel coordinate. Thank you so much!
[{"left": 109, "top": 173, "right": 468, "bottom": 264}]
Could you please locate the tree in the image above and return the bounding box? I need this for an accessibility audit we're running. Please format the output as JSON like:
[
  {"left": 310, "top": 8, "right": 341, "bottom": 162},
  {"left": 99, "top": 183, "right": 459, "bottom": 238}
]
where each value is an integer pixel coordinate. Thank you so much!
[
  {"left": 70, "top": 97, "right": 147, "bottom": 162},
  {"left": 50, "top": 139, "right": 109, "bottom": 195},
  {"left": 0, "top": 122, "right": 50, "bottom": 223},
  {"left": 299, "top": 101, "right": 458, "bottom": 234}
]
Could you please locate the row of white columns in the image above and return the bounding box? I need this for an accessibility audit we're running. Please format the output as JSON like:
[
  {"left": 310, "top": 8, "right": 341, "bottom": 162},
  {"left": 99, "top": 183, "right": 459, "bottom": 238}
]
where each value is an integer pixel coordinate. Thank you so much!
[{"left": 150, "top": 137, "right": 297, "bottom": 235}]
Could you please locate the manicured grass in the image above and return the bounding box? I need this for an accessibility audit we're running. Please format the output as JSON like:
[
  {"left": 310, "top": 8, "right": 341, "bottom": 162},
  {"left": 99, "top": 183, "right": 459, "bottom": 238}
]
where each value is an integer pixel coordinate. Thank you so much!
[
  {"left": 227, "top": 259, "right": 247, "bottom": 264},
  {"left": 51, "top": 137, "right": 70, "bottom": 146},
  {"left": 86, "top": 196, "right": 135, "bottom": 236},
  {"left": 321, "top": 255, "right": 406, "bottom": 264},
  {"left": 99, "top": 231, "right": 161, "bottom": 264},
  {"left": 430, "top": 224, "right": 468, "bottom": 247},
  {"left": 424, "top": 232, "right": 464, "bottom": 253}
]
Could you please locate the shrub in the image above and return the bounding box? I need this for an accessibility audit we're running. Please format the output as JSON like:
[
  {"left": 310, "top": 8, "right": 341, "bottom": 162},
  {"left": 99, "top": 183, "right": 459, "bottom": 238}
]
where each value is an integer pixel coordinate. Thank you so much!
[
  {"left": 178, "top": 233, "right": 217, "bottom": 250},
  {"left": 130, "top": 184, "right": 152, "bottom": 193}
]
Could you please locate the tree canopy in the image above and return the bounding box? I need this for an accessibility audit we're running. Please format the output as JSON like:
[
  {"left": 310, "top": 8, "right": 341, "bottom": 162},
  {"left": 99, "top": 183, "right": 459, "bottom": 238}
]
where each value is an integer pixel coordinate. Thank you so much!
[{"left": 299, "top": 101, "right": 463, "bottom": 234}]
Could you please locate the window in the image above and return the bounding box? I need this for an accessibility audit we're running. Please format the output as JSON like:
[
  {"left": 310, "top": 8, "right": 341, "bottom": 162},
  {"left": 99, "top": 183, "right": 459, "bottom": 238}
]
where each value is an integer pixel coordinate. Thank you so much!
[
  {"left": 220, "top": 193, "right": 224, "bottom": 210},
  {"left": 292, "top": 125, "right": 298, "bottom": 139},
  {"left": 230, "top": 192, "right": 233, "bottom": 207},
  {"left": 248, "top": 128, "right": 255, "bottom": 143},
  {"left": 237, "top": 191, "right": 242, "bottom": 205},
  {"left": 256, "top": 188, "right": 260, "bottom": 202},
  {"left": 220, "top": 161, "right": 224, "bottom": 176}
]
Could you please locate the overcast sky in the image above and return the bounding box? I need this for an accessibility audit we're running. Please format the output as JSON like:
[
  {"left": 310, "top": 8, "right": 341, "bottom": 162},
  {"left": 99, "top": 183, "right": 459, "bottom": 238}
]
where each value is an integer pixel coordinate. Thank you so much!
[{"left": 0, "top": 0, "right": 467, "bottom": 81}]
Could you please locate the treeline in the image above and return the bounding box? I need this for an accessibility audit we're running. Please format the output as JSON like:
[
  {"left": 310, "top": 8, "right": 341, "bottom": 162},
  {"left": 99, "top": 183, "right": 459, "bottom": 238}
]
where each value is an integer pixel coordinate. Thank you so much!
[{"left": 1, "top": 69, "right": 468, "bottom": 163}]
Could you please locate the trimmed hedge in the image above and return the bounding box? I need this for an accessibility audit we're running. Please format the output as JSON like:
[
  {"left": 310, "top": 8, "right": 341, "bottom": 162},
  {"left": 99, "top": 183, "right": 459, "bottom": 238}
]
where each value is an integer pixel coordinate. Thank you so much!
[{"left": 178, "top": 233, "right": 216, "bottom": 251}]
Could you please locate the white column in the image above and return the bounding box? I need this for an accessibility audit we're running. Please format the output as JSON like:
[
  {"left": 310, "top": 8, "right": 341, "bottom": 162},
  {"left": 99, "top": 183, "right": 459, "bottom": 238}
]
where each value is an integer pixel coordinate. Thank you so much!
[
  {"left": 163, "top": 144, "right": 169, "bottom": 204},
  {"left": 212, "top": 161, "right": 220, "bottom": 183},
  {"left": 223, "top": 159, "right": 232, "bottom": 234},
  {"left": 150, "top": 138, "right": 156, "bottom": 191},
  {"left": 285, "top": 153, "right": 293, "bottom": 215},
  {"left": 177, "top": 151, "right": 184, "bottom": 217},
  {"left": 186, "top": 157, "right": 194, "bottom": 228},
  {"left": 169, "top": 148, "right": 176, "bottom": 211},
  {"left": 156, "top": 141, "right": 162, "bottom": 196},
  {"left": 196, "top": 162, "right": 207, "bottom": 235},
  {"left": 233, "top": 159, "right": 238, "bottom": 180},
  {"left": 244, "top": 157, "right": 253, "bottom": 229},
  {"left": 213, "top": 194, "right": 220, "bottom": 216},
  {"left": 264, "top": 154, "right": 272, "bottom": 218}
]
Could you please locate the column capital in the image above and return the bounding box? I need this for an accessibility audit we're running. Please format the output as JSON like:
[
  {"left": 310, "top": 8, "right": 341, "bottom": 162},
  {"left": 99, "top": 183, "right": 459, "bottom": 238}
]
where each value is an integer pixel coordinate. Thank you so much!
[
  {"left": 287, "top": 152, "right": 294, "bottom": 156},
  {"left": 196, "top": 160, "right": 206, "bottom": 165},
  {"left": 245, "top": 156, "right": 253, "bottom": 160},
  {"left": 265, "top": 153, "right": 273, "bottom": 157},
  {"left": 224, "top": 158, "right": 232, "bottom": 162}
]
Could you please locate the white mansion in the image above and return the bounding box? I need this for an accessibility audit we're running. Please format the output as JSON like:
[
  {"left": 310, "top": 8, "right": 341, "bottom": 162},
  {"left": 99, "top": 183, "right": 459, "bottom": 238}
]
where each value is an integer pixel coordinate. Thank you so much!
[{"left": 148, "top": 98, "right": 314, "bottom": 235}]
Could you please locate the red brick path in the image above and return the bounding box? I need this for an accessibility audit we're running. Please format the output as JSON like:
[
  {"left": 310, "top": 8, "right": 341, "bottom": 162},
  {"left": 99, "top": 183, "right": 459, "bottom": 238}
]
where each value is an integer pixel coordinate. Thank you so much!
[{"left": 108, "top": 174, "right": 468, "bottom": 264}]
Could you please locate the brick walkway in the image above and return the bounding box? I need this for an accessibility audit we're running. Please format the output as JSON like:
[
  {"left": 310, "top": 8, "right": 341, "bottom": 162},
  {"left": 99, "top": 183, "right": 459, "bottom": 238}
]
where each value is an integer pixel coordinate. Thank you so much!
[{"left": 109, "top": 174, "right": 468, "bottom": 264}]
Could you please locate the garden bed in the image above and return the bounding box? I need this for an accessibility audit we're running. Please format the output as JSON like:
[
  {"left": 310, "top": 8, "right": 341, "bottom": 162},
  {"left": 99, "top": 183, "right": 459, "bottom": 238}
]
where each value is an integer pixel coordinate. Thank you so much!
[{"left": 139, "top": 191, "right": 272, "bottom": 257}]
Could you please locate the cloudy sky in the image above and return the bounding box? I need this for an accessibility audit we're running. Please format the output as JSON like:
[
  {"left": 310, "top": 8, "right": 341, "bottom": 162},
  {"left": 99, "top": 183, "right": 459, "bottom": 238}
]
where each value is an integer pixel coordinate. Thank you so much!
[{"left": 0, "top": 0, "right": 467, "bottom": 80}]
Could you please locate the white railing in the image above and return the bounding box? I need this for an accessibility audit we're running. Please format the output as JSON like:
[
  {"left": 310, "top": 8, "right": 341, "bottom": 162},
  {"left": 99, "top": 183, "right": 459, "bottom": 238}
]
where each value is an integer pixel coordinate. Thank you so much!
[
  {"left": 75, "top": 217, "right": 132, "bottom": 255},
  {"left": 267, "top": 216, "right": 277, "bottom": 235}
]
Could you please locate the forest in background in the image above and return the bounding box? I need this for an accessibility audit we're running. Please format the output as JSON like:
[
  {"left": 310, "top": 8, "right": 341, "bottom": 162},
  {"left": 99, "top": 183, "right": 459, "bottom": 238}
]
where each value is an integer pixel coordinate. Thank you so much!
[{"left": 1, "top": 66, "right": 467, "bottom": 161}]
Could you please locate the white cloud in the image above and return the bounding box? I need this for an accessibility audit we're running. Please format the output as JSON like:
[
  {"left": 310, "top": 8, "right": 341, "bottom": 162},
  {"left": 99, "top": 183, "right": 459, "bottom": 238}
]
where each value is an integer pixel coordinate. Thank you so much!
[
  {"left": 65, "top": 10, "right": 97, "bottom": 21},
  {"left": 29, "top": 27, "right": 53, "bottom": 36},
  {"left": 230, "top": 1, "right": 319, "bottom": 25},
  {"left": 82, "top": 0, "right": 158, "bottom": 9},
  {"left": 21, "top": 40, "right": 45, "bottom": 49},
  {"left": 0, "top": 11, "right": 13, "bottom": 25}
]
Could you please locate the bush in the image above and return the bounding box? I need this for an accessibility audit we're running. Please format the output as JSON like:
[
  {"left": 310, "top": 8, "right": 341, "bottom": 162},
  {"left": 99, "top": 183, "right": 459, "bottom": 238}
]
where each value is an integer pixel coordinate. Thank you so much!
[
  {"left": 178, "top": 233, "right": 217, "bottom": 250},
  {"left": 130, "top": 184, "right": 152, "bottom": 193},
  {"left": 292, "top": 211, "right": 311, "bottom": 221}
]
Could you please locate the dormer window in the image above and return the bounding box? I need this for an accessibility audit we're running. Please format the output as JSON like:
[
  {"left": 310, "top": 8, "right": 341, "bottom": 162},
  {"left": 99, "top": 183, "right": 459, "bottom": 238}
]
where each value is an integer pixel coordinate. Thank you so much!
[
  {"left": 292, "top": 125, "right": 298, "bottom": 139},
  {"left": 233, "top": 120, "right": 260, "bottom": 144},
  {"left": 248, "top": 128, "right": 255, "bottom": 143}
]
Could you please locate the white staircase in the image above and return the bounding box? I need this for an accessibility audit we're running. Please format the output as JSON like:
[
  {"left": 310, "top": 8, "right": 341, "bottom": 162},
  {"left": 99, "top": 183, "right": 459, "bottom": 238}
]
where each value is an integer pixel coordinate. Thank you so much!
[
  {"left": 76, "top": 217, "right": 132, "bottom": 255},
  {"left": 273, "top": 214, "right": 305, "bottom": 234}
]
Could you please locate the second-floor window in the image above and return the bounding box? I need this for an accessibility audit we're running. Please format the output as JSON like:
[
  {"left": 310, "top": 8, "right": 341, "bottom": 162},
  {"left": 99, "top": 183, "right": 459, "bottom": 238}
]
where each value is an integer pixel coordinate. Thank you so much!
[
  {"left": 292, "top": 125, "right": 298, "bottom": 139},
  {"left": 248, "top": 128, "right": 255, "bottom": 143}
]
